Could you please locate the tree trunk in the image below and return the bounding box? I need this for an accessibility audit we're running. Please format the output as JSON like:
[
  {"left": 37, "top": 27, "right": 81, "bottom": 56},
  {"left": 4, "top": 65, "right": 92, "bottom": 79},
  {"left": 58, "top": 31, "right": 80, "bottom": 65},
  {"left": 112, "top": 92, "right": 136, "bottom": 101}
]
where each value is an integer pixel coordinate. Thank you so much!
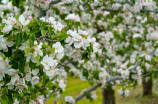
[
  {"left": 102, "top": 88, "right": 115, "bottom": 104},
  {"left": 143, "top": 76, "right": 152, "bottom": 95}
]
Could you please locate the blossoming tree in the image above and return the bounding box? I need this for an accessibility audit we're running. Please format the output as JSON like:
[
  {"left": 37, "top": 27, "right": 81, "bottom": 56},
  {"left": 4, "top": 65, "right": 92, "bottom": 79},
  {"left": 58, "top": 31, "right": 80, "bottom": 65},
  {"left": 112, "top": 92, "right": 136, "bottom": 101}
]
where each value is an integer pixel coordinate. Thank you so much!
[
  {"left": 41, "top": 0, "right": 158, "bottom": 103},
  {"left": 1, "top": 0, "right": 158, "bottom": 104}
]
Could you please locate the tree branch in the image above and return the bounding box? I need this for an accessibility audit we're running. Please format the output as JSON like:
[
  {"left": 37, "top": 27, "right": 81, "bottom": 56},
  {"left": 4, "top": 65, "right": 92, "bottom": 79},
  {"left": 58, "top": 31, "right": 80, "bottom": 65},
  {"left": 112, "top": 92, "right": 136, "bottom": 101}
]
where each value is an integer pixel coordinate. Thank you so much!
[
  {"left": 49, "top": 0, "right": 62, "bottom": 7},
  {"left": 75, "top": 83, "right": 101, "bottom": 102},
  {"left": 131, "top": 60, "right": 143, "bottom": 74},
  {"left": 141, "top": 9, "right": 158, "bottom": 13},
  {"left": 126, "top": 0, "right": 134, "bottom": 6},
  {"left": 104, "top": 57, "right": 112, "bottom": 76},
  {"left": 102, "top": 7, "right": 117, "bottom": 12},
  {"left": 141, "top": 71, "right": 153, "bottom": 77},
  {"left": 36, "top": 32, "right": 58, "bottom": 43},
  {"left": 73, "top": 76, "right": 123, "bottom": 103}
]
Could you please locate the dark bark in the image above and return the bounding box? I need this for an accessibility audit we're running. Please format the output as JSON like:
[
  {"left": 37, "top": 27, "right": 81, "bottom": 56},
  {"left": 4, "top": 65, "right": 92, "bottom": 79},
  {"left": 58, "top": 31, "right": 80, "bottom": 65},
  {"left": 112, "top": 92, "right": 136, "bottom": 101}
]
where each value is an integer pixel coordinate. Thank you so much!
[
  {"left": 102, "top": 88, "right": 115, "bottom": 104},
  {"left": 143, "top": 76, "right": 152, "bottom": 95}
]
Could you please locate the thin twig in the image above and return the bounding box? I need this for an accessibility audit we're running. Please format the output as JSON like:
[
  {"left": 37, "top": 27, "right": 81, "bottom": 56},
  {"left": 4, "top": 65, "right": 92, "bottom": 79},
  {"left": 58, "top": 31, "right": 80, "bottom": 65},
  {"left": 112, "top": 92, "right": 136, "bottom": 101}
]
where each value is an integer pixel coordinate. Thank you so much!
[{"left": 45, "top": 39, "right": 58, "bottom": 42}]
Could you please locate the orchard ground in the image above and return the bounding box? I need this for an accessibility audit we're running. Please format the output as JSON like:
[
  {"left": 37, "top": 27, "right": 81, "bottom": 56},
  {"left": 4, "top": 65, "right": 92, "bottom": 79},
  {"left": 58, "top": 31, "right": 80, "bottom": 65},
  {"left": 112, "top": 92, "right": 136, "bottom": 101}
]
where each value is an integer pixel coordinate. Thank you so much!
[{"left": 46, "top": 77, "right": 158, "bottom": 104}]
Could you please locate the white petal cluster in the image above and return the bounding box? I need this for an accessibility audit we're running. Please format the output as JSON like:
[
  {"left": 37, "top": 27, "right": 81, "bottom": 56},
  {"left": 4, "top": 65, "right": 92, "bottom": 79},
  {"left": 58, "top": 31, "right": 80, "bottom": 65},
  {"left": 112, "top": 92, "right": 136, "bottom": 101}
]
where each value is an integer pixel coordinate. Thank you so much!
[
  {"left": 99, "top": 71, "right": 110, "bottom": 87},
  {"left": 117, "top": 88, "right": 130, "bottom": 97},
  {"left": 41, "top": 17, "right": 64, "bottom": 31},
  {"left": 91, "top": 92, "right": 97, "bottom": 100},
  {"left": 65, "top": 96, "right": 75, "bottom": 104},
  {"left": 0, "top": 35, "right": 14, "bottom": 52},
  {"left": 30, "top": 0, "right": 52, "bottom": 10},
  {"left": 66, "top": 14, "right": 80, "bottom": 21},
  {"left": 18, "top": 15, "right": 30, "bottom": 26},
  {"left": 65, "top": 29, "right": 95, "bottom": 60},
  {"left": 58, "top": 80, "right": 66, "bottom": 91}
]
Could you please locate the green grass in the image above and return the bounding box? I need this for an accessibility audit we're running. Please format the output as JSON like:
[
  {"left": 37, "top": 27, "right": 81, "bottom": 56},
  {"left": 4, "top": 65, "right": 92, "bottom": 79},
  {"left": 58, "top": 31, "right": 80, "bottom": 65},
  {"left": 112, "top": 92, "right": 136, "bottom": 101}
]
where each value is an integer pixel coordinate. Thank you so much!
[{"left": 45, "top": 77, "right": 158, "bottom": 104}]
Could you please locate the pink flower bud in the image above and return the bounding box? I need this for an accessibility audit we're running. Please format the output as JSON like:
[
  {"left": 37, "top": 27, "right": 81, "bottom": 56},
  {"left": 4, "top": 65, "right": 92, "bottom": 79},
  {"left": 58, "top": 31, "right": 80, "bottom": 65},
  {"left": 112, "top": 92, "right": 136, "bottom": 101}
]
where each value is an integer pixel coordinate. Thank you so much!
[{"left": 28, "top": 16, "right": 32, "bottom": 20}]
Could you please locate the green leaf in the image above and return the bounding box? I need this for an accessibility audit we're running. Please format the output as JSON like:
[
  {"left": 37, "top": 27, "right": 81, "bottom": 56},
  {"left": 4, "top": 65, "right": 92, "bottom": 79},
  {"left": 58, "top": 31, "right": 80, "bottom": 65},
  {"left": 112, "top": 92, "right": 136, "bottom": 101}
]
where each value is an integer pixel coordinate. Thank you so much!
[
  {"left": 29, "top": 33, "right": 35, "bottom": 47},
  {"left": 15, "top": 14, "right": 20, "bottom": 20},
  {"left": 24, "top": 48, "right": 30, "bottom": 55},
  {"left": 1, "top": 96, "right": 8, "bottom": 104},
  {"left": 29, "top": 61, "right": 37, "bottom": 69},
  {"left": 27, "top": 19, "right": 39, "bottom": 27},
  {"left": 3, "top": 31, "right": 12, "bottom": 37},
  {"left": 23, "top": 32, "right": 29, "bottom": 42},
  {"left": 50, "top": 48, "right": 55, "bottom": 53},
  {"left": 16, "top": 33, "right": 22, "bottom": 47},
  {"left": 36, "top": 53, "right": 41, "bottom": 66},
  {"left": 41, "top": 30, "right": 46, "bottom": 36},
  {"left": 3, "top": 47, "right": 12, "bottom": 57},
  {"left": 42, "top": 43, "right": 49, "bottom": 48},
  {"left": 19, "top": 57, "right": 26, "bottom": 73}
]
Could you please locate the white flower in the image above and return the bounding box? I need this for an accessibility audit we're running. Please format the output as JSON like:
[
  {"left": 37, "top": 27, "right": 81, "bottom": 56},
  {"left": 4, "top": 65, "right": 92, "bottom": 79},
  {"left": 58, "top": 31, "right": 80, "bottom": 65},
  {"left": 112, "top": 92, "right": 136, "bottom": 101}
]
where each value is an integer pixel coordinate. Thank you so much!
[
  {"left": 54, "top": 22, "right": 64, "bottom": 31},
  {"left": 6, "top": 82, "right": 15, "bottom": 90},
  {"left": 91, "top": 92, "right": 97, "bottom": 100},
  {"left": 112, "top": 3, "right": 122, "bottom": 10},
  {"left": 1, "top": 25, "right": 12, "bottom": 33},
  {"left": 7, "top": 69, "right": 20, "bottom": 83},
  {"left": 29, "top": 100, "right": 36, "bottom": 104},
  {"left": 15, "top": 78, "right": 28, "bottom": 91},
  {"left": 78, "top": 30, "right": 88, "bottom": 36},
  {"left": 52, "top": 42, "right": 64, "bottom": 53},
  {"left": 59, "top": 80, "right": 66, "bottom": 91},
  {"left": 18, "top": 15, "right": 30, "bottom": 26},
  {"left": 121, "top": 70, "right": 130, "bottom": 79},
  {"left": 48, "top": 17, "right": 57, "bottom": 25},
  {"left": 33, "top": 42, "right": 43, "bottom": 56},
  {"left": 31, "top": 76, "right": 39, "bottom": 85},
  {"left": 65, "top": 96, "right": 75, "bottom": 104},
  {"left": 65, "top": 36, "right": 73, "bottom": 45},
  {"left": 124, "top": 89, "right": 130, "bottom": 97},
  {"left": 66, "top": 14, "right": 80, "bottom": 21},
  {"left": 3, "top": 16, "right": 16, "bottom": 25},
  {"left": 71, "top": 32, "right": 82, "bottom": 41},
  {"left": 0, "top": 36, "right": 14, "bottom": 52},
  {"left": 64, "top": 44, "right": 73, "bottom": 56},
  {"left": 71, "top": 50, "right": 81, "bottom": 59},
  {"left": 25, "top": 72, "right": 31, "bottom": 82},
  {"left": 74, "top": 41, "right": 83, "bottom": 48},
  {"left": 41, "top": 55, "right": 55, "bottom": 70},
  {"left": 37, "top": 95, "right": 45, "bottom": 104},
  {"left": 32, "top": 69, "right": 39, "bottom": 75},
  {"left": 13, "top": 98, "right": 19, "bottom": 104},
  {"left": 117, "top": 88, "right": 123, "bottom": 95},
  {"left": 40, "top": 17, "right": 46, "bottom": 21},
  {"left": 45, "top": 70, "right": 57, "bottom": 78},
  {"left": 1, "top": 0, "right": 8, "bottom": 4},
  {"left": 26, "top": 52, "right": 37, "bottom": 63},
  {"left": 133, "top": 33, "right": 142, "bottom": 38},
  {"left": 0, "top": 70, "right": 4, "bottom": 81},
  {"left": 56, "top": 52, "right": 64, "bottom": 60},
  {"left": 145, "top": 54, "right": 151, "bottom": 61}
]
